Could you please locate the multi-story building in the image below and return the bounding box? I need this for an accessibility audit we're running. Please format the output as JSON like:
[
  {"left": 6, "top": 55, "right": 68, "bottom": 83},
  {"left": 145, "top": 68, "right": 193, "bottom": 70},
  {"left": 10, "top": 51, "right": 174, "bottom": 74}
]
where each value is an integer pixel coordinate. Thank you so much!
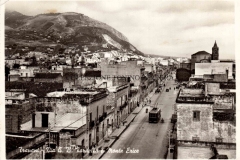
[
  {"left": 34, "top": 73, "right": 63, "bottom": 83},
  {"left": 5, "top": 89, "right": 35, "bottom": 133},
  {"left": 175, "top": 86, "right": 236, "bottom": 159},
  {"left": 19, "top": 88, "right": 109, "bottom": 158},
  {"left": 100, "top": 60, "right": 147, "bottom": 102}
]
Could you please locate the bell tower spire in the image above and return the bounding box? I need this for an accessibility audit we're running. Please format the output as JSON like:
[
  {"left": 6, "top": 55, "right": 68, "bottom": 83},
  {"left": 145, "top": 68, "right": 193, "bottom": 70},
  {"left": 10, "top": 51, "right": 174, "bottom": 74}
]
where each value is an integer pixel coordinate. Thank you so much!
[{"left": 212, "top": 40, "right": 219, "bottom": 60}]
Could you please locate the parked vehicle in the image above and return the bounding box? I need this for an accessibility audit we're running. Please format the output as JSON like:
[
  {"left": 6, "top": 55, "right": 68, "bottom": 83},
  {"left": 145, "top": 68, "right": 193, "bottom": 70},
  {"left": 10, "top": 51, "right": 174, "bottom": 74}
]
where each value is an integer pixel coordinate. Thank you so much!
[
  {"left": 155, "top": 88, "right": 160, "bottom": 93},
  {"left": 149, "top": 107, "right": 161, "bottom": 123},
  {"left": 166, "top": 89, "right": 169, "bottom": 92},
  {"left": 171, "top": 114, "right": 177, "bottom": 123}
]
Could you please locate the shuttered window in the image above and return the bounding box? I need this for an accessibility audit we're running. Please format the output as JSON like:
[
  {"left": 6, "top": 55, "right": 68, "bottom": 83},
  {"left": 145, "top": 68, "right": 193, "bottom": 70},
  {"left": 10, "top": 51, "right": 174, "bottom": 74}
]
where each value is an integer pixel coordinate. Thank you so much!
[{"left": 193, "top": 111, "right": 200, "bottom": 121}]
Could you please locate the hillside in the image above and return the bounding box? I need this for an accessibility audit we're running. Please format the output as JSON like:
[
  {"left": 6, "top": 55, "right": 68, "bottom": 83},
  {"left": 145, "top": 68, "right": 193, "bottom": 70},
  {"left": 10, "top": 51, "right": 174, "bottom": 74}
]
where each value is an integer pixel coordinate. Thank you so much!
[
  {"left": 5, "top": 11, "right": 31, "bottom": 28},
  {"left": 5, "top": 11, "right": 144, "bottom": 56}
]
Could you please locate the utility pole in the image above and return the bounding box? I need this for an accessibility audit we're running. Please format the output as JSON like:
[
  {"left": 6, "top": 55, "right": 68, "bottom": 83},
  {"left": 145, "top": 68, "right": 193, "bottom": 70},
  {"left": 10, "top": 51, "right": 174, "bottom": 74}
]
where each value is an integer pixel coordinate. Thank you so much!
[{"left": 48, "top": 122, "right": 51, "bottom": 147}]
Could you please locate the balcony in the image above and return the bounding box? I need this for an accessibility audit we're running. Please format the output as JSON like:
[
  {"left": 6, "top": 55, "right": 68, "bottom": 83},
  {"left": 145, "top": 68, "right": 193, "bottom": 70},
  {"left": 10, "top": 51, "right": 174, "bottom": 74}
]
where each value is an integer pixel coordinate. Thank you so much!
[
  {"left": 177, "top": 140, "right": 236, "bottom": 149},
  {"left": 99, "top": 116, "right": 103, "bottom": 123},
  {"left": 103, "top": 112, "right": 107, "bottom": 118},
  {"left": 176, "top": 97, "right": 214, "bottom": 104},
  {"left": 89, "top": 121, "right": 95, "bottom": 129},
  {"left": 120, "top": 102, "right": 128, "bottom": 110}
]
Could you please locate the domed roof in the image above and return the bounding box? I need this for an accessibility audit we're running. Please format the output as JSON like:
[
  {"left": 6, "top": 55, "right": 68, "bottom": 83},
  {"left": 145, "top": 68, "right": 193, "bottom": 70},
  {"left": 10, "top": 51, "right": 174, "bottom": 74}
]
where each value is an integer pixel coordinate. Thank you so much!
[{"left": 192, "top": 51, "right": 210, "bottom": 56}]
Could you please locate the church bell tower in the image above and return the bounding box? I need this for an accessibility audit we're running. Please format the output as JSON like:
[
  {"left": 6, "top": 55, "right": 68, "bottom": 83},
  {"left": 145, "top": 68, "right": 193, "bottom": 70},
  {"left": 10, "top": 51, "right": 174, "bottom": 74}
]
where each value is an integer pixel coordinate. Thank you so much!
[{"left": 212, "top": 41, "right": 219, "bottom": 60}]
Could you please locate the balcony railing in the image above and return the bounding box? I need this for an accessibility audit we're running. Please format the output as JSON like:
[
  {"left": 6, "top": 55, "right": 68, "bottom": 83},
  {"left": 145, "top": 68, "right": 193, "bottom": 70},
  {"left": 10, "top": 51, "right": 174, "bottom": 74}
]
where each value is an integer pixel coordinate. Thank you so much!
[
  {"left": 176, "top": 97, "right": 214, "bottom": 104},
  {"left": 177, "top": 140, "right": 236, "bottom": 149},
  {"left": 120, "top": 102, "right": 128, "bottom": 110},
  {"left": 99, "top": 116, "right": 103, "bottom": 123},
  {"left": 103, "top": 112, "right": 107, "bottom": 118},
  {"left": 89, "top": 121, "right": 95, "bottom": 129}
]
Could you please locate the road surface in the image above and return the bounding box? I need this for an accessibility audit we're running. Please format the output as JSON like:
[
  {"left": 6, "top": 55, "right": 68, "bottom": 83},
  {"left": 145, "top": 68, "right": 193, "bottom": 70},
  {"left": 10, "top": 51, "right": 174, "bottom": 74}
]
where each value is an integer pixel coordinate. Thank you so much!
[{"left": 102, "top": 79, "right": 178, "bottom": 159}]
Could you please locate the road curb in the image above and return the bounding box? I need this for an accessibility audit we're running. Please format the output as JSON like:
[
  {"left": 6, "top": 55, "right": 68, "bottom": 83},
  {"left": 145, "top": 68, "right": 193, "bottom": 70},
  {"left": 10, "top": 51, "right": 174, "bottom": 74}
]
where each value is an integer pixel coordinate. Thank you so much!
[{"left": 98, "top": 90, "right": 159, "bottom": 159}]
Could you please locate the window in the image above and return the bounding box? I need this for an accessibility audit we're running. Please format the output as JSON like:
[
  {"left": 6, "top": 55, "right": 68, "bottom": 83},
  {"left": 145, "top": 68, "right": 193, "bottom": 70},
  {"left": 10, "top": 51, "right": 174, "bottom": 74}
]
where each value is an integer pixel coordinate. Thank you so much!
[
  {"left": 192, "top": 136, "right": 200, "bottom": 142},
  {"left": 193, "top": 111, "right": 200, "bottom": 121},
  {"left": 41, "top": 113, "right": 49, "bottom": 127},
  {"left": 216, "top": 137, "right": 223, "bottom": 143},
  {"left": 107, "top": 119, "right": 109, "bottom": 128}
]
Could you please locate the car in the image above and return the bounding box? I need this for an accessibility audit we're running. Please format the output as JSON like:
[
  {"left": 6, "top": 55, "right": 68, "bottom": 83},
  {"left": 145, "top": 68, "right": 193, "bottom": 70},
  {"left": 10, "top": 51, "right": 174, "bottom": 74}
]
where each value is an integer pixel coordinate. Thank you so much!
[
  {"left": 155, "top": 88, "right": 160, "bottom": 93},
  {"left": 166, "top": 89, "right": 169, "bottom": 92}
]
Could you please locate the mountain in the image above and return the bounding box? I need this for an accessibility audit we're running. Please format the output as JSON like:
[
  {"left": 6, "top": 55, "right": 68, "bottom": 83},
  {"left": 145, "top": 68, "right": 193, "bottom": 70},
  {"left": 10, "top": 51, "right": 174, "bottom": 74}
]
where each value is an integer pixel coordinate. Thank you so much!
[
  {"left": 5, "top": 11, "right": 144, "bottom": 56},
  {"left": 5, "top": 11, "right": 31, "bottom": 28}
]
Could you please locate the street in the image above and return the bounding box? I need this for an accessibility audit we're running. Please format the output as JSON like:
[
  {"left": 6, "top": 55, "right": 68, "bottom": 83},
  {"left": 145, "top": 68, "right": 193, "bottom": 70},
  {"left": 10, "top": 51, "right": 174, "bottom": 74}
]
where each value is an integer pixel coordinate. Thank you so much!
[{"left": 102, "top": 79, "right": 178, "bottom": 159}]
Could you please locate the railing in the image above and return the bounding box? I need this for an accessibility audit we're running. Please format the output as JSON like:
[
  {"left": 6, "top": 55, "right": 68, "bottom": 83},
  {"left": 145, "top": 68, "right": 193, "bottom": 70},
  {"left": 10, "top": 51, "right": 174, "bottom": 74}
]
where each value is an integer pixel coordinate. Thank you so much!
[
  {"left": 103, "top": 112, "right": 107, "bottom": 118},
  {"left": 176, "top": 97, "right": 214, "bottom": 104},
  {"left": 99, "top": 116, "right": 103, "bottom": 123},
  {"left": 120, "top": 102, "right": 128, "bottom": 110},
  {"left": 89, "top": 121, "right": 95, "bottom": 129},
  {"left": 177, "top": 140, "right": 236, "bottom": 149}
]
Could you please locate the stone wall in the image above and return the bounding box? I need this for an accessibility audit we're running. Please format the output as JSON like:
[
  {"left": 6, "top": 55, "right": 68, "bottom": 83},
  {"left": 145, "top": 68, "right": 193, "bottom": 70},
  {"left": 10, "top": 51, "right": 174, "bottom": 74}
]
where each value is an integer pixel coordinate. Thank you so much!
[
  {"left": 177, "top": 103, "right": 236, "bottom": 143},
  {"left": 206, "top": 83, "right": 220, "bottom": 95},
  {"left": 6, "top": 101, "right": 34, "bottom": 133},
  {"left": 22, "top": 146, "right": 45, "bottom": 159},
  {"left": 88, "top": 97, "right": 107, "bottom": 122},
  {"left": 181, "top": 89, "right": 203, "bottom": 95},
  {"left": 100, "top": 60, "right": 142, "bottom": 86},
  {"left": 212, "top": 95, "right": 233, "bottom": 109}
]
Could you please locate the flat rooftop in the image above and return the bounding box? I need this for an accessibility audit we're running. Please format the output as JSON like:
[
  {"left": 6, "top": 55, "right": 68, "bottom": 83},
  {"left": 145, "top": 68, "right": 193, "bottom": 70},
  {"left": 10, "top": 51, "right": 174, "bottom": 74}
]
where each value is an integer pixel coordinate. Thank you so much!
[
  {"left": 22, "top": 113, "right": 86, "bottom": 132},
  {"left": 178, "top": 146, "right": 236, "bottom": 159},
  {"left": 179, "top": 89, "right": 204, "bottom": 97},
  {"left": 46, "top": 91, "right": 100, "bottom": 97}
]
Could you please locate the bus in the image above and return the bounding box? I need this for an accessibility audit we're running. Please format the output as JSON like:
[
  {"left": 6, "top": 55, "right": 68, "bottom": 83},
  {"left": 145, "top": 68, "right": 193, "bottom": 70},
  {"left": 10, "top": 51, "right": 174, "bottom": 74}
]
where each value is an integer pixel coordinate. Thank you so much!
[{"left": 149, "top": 107, "right": 161, "bottom": 123}]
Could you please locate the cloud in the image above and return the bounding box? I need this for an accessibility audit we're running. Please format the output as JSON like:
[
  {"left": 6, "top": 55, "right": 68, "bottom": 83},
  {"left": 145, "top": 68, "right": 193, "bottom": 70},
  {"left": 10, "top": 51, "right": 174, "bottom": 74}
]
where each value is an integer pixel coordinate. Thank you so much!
[
  {"left": 155, "top": 1, "right": 234, "bottom": 13},
  {"left": 4, "top": 0, "right": 235, "bottom": 59}
]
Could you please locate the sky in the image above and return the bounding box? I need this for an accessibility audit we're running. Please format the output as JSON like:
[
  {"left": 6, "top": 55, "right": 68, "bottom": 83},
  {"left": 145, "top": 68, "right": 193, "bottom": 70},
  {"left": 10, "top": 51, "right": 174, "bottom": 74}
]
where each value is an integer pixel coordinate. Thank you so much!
[{"left": 5, "top": 0, "right": 235, "bottom": 59}]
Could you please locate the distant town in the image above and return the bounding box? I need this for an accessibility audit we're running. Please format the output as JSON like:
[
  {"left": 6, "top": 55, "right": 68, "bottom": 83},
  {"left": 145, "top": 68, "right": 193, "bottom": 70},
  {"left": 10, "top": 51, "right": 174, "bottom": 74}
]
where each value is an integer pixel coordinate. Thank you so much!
[{"left": 5, "top": 38, "right": 236, "bottom": 159}]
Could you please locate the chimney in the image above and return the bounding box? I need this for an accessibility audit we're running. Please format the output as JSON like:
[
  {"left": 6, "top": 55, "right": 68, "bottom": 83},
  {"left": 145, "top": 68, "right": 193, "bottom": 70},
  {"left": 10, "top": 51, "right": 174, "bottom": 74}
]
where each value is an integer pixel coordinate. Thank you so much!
[{"left": 226, "top": 69, "right": 229, "bottom": 80}]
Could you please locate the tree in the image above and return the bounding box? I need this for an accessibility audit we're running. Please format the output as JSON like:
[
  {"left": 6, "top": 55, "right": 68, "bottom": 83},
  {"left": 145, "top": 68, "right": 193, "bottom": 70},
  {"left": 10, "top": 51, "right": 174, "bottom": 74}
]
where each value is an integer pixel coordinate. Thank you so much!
[
  {"left": 176, "top": 68, "right": 191, "bottom": 81},
  {"left": 13, "top": 63, "right": 20, "bottom": 69}
]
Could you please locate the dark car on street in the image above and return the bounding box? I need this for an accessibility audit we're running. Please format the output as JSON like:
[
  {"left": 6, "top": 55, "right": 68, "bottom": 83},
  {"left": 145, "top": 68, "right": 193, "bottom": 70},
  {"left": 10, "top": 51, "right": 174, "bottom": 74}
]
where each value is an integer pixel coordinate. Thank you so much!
[{"left": 155, "top": 88, "right": 160, "bottom": 93}]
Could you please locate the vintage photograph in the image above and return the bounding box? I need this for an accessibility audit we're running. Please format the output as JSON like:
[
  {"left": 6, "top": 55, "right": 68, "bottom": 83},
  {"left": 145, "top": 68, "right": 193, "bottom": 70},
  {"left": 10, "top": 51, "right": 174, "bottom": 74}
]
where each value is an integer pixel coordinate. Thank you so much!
[{"left": 4, "top": 0, "right": 236, "bottom": 159}]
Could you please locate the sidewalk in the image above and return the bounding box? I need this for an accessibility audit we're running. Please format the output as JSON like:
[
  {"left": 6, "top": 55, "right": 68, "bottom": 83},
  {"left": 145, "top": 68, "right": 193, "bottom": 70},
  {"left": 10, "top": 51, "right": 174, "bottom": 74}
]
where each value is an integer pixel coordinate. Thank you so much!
[{"left": 86, "top": 89, "right": 157, "bottom": 159}]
